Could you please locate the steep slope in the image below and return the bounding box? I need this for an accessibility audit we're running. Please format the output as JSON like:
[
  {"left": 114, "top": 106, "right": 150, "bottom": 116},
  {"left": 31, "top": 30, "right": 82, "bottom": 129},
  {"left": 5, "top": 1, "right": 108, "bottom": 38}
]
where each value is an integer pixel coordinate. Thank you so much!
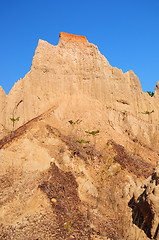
[
  {"left": 0, "top": 32, "right": 159, "bottom": 239},
  {"left": 0, "top": 32, "right": 159, "bottom": 150},
  {"left": 0, "top": 103, "right": 159, "bottom": 239}
]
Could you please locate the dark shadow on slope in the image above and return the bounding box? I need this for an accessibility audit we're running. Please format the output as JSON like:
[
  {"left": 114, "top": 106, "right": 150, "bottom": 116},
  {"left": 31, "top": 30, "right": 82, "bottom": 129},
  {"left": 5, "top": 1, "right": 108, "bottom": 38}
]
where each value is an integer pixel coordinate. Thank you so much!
[
  {"left": 128, "top": 193, "right": 153, "bottom": 239},
  {"left": 128, "top": 169, "right": 159, "bottom": 239},
  {"left": 154, "top": 224, "right": 159, "bottom": 239}
]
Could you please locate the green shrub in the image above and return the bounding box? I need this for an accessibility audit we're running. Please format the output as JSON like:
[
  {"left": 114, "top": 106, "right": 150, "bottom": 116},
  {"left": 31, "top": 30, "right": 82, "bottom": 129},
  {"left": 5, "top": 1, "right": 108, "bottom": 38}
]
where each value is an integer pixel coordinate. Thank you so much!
[
  {"left": 76, "top": 139, "right": 90, "bottom": 144},
  {"left": 68, "top": 119, "right": 82, "bottom": 126},
  {"left": 147, "top": 91, "right": 154, "bottom": 97},
  {"left": 141, "top": 110, "right": 154, "bottom": 115},
  {"left": 85, "top": 130, "right": 99, "bottom": 135},
  {"left": 10, "top": 116, "right": 20, "bottom": 130}
]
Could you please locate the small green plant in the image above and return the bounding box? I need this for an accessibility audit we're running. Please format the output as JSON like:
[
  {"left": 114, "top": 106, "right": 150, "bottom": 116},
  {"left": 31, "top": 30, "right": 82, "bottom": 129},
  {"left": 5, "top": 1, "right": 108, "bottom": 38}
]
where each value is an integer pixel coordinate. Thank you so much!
[
  {"left": 68, "top": 119, "right": 82, "bottom": 126},
  {"left": 141, "top": 110, "right": 154, "bottom": 115},
  {"left": 64, "top": 220, "right": 72, "bottom": 233},
  {"left": 10, "top": 117, "right": 20, "bottom": 130},
  {"left": 105, "top": 142, "right": 111, "bottom": 148},
  {"left": 10, "top": 117, "right": 20, "bottom": 122},
  {"left": 68, "top": 120, "right": 74, "bottom": 125},
  {"left": 76, "top": 139, "right": 90, "bottom": 144},
  {"left": 85, "top": 130, "right": 99, "bottom": 135},
  {"left": 147, "top": 91, "right": 154, "bottom": 97}
]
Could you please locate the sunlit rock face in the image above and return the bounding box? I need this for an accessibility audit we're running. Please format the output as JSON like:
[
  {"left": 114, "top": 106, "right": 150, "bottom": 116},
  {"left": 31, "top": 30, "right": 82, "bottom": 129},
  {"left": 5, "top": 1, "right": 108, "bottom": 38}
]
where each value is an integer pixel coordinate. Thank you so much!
[
  {"left": 129, "top": 162, "right": 159, "bottom": 239},
  {"left": 1, "top": 33, "right": 159, "bottom": 240},
  {"left": 0, "top": 32, "right": 159, "bottom": 150}
]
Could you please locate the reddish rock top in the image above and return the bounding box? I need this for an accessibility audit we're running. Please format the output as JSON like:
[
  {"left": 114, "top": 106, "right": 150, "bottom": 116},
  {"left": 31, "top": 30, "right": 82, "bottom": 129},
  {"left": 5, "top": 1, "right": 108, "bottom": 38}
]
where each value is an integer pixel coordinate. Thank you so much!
[
  {"left": 59, "top": 32, "right": 88, "bottom": 44},
  {"left": 1, "top": 32, "right": 159, "bottom": 151}
]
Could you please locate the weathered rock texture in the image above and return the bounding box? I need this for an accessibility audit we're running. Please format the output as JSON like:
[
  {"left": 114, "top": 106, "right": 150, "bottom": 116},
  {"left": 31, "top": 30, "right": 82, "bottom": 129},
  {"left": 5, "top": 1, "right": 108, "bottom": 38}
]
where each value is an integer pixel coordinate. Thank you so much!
[
  {"left": 0, "top": 32, "right": 159, "bottom": 150},
  {"left": 0, "top": 33, "right": 159, "bottom": 240},
  {"left": 129, "top": 162, "right": 159, "bottom": 239}
]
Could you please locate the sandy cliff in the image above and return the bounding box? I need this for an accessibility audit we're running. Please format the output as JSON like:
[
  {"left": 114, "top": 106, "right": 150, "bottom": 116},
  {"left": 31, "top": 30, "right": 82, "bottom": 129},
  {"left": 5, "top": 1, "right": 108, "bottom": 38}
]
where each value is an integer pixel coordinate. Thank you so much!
[
  {"left": 0, "top": 32, "right": 159, "bottom": 149},
  {"left": 0, "top": 33, "right": 159, "bottom": 240}
]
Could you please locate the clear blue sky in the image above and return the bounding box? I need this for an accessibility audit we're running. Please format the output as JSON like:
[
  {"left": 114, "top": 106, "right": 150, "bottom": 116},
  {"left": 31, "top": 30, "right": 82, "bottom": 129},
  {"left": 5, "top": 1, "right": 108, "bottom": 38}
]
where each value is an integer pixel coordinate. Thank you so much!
[{"left": 0, "top": 0, "right": 159, "bottom": 94}]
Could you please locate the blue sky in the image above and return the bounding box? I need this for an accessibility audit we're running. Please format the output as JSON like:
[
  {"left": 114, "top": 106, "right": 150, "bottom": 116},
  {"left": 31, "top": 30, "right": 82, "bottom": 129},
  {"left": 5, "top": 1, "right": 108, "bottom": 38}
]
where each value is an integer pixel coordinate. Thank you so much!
[{"left": 0, "top": 0, "right": 159, "bottom": 94}]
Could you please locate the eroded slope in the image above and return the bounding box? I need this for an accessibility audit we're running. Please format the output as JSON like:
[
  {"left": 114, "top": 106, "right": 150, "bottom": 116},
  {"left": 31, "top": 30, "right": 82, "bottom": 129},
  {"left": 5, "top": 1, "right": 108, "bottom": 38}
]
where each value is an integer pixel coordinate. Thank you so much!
[
  {"left": 0, "top": 105, "right": 158, "bottom": 239},
  {"left": 0, "top": 33, "right": 159, "bottom": 150}
]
